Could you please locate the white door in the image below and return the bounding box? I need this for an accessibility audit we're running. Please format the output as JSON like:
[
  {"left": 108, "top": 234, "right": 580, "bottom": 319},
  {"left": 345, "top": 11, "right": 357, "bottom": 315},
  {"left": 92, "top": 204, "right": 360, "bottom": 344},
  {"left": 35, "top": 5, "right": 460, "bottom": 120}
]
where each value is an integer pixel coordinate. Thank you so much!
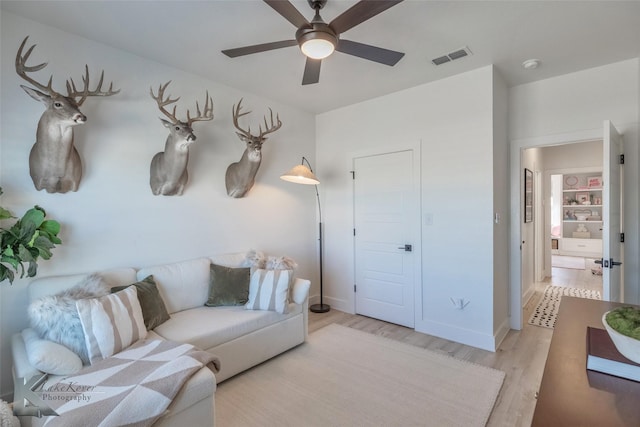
[
  {"left": 353, "top": 150, "right": 417, "bottom": 328},
  {"left": 602, "top": 120, "right": 624, "bottom": 301}
]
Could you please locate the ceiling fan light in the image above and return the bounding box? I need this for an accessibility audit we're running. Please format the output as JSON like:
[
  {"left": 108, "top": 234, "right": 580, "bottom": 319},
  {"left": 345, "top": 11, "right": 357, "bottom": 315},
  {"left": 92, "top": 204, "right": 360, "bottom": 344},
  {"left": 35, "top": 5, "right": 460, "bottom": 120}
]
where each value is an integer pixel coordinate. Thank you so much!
[{"left": 301, "top": 37, "right": 335, "bottom": 59}]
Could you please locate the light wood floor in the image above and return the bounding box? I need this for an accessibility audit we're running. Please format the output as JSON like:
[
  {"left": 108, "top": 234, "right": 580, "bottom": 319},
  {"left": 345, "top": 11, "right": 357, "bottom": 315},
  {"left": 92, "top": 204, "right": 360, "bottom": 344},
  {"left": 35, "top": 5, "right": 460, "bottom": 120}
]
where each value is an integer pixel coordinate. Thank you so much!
[{"left": 308, "top": 261, "right": 602, "bottom": 427}]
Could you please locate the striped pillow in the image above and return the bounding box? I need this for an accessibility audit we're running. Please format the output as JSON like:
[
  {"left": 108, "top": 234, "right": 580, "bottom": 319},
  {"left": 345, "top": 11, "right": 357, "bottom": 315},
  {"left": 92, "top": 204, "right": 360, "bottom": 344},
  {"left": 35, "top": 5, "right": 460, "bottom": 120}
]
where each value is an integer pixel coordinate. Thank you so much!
[
  {"left": 245, "top": 269, "right": 291, "bottom": 314},
  {"left": 76, "top": 286, "right": 147, "bottom": 364}
]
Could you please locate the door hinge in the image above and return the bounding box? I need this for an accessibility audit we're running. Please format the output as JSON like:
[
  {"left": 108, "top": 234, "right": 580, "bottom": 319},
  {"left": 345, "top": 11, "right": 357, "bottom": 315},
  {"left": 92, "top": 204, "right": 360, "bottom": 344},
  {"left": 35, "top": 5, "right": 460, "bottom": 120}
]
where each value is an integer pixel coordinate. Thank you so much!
[
  {"left": 353, "top": 228, "right": 356, "bottom": 236},
  {"left": 620, "top": 154, "right": 625, "bottom": 164},
  {"left": 354, "top": 284, "right": 357, "bottom": 293},
  {"left": 620, "top": 232, "right": 625, "bottom": 243},
  {"left": 350, "top": 170, "right": 355, "bottom": 179}
]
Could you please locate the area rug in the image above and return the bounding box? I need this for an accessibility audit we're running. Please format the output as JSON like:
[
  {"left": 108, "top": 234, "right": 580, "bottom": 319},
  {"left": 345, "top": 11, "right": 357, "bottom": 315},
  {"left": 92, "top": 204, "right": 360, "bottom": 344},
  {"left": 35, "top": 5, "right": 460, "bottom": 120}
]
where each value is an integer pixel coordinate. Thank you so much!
[
  {"left": 552, "top": 255, "right": 586, "bottom": 270},
  {"left": 216, "top": 324, "right": 505, "bottom": 427},
  {"left": 528, "top": 285, "right": 601, "bottom": 329}
]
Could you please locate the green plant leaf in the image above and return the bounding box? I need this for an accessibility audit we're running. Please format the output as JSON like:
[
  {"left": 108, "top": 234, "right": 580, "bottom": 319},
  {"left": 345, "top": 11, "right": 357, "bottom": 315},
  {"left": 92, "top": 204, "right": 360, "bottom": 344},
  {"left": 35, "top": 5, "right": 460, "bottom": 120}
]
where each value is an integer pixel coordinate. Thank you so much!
[
  {"left": 0, "top": 207, "right": 14, "bottom": 221},
  {"left": 0, "top": 193, "right": 61, "bottom": 284},
  {"left": 20, "top": 207, "right": 45, "bottom": 229},
  {"left": 0, "top": 265, "right": 15, "bottom": 284},
  {"left": 40, "top": 220, "right": 61, "bottom": 236}
]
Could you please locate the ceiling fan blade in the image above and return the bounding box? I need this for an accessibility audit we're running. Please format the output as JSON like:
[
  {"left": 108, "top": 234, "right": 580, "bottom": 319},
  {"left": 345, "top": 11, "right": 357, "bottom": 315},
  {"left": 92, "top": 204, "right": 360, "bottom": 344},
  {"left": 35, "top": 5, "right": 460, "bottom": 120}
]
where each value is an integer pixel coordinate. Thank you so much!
[
  {"left": 329, "top": 0, "right": 404, "bottom": 34},
  {"left": 336, "top": 39, "right": 404, "bottom": 66},
  {"left": 302, "top": 58, "right": 322, "bottom": 85},
  {"left": 263, "top": 0, "right": 310, "bottom": 28},
  {"left": 222, "top": 40, "right": 298, "bottom": 58}
]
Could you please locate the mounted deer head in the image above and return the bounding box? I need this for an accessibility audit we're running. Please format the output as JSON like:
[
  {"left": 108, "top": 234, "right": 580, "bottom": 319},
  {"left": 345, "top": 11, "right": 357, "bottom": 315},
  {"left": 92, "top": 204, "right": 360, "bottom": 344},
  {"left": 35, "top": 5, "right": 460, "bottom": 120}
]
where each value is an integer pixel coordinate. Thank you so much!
[
  {"left": 149, "top": 81, "right": 213, "bottom": 196},
  {"left": 16, "top": 36, "right": 120, "bottom": 193},
  {"left": 225, "top": 99, "right": 282, "bottom": 198}
]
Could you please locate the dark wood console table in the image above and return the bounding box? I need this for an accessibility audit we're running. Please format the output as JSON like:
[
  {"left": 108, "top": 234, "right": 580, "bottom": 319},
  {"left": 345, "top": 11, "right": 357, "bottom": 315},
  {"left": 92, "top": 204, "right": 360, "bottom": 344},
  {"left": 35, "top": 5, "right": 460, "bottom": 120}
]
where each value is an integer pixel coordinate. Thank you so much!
[{"left": 532, "top": 297, "right": 640, "bottom": 426}]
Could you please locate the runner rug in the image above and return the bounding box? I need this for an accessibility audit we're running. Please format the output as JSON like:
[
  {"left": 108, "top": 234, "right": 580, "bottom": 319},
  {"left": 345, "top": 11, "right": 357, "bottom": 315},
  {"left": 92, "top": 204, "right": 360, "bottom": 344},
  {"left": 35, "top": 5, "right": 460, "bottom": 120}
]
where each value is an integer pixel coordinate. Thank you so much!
[
  {"left": 216, "top": 323, "right": 505, "bottom": 427},
  {"left": 528, "top": 285, "right": 601, "bottom": 329}
]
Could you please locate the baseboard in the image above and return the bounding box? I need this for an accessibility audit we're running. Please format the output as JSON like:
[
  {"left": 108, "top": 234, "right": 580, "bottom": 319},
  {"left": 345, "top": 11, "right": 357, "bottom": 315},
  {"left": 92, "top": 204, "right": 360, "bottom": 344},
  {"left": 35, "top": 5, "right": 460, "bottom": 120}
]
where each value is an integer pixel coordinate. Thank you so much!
[
  {"left": 493, "top": 317, "right": 511, "bottom": 349},
  {"left": 415, "top": 319, "right": 498, "bottom": 352},
  {"left": 522, "top": 285, "right": 536, "bottom": 307}
]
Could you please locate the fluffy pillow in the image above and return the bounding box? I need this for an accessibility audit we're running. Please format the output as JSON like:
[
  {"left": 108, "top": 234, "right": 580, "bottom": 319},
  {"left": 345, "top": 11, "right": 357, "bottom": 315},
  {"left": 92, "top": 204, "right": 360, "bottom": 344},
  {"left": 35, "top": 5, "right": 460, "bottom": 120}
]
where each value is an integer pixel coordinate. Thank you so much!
[
  {"left": 245, "top": 269, "right": 292, "bottom": 314},
  {"left": 244, "top": 250, "right": 297, "bottom": 271},
  {"left": 205, "top": 264, "right": 251, "bottom": 307},
  {"left": 76, "top": 286, "right": 147, "bottom": 364},
  {"left": 21, "top": 328, "right": 83, "bottom": 375},
  {"left": 111, "top": 275, "right": 170, "bottom": 330},
  {"left": 28, "top": 273, "right": 111, "bottom": 364}
]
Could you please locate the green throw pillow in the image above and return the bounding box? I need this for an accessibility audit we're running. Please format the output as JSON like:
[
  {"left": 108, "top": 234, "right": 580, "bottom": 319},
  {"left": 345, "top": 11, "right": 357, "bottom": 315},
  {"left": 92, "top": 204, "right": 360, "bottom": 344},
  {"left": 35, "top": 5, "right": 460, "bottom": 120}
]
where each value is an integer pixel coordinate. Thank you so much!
[
  {"left": 206, "top": 264, "right": 250, "bottom": 307},
  {"left": 112, "top": 275, "right": 170, "bottom": 330}
]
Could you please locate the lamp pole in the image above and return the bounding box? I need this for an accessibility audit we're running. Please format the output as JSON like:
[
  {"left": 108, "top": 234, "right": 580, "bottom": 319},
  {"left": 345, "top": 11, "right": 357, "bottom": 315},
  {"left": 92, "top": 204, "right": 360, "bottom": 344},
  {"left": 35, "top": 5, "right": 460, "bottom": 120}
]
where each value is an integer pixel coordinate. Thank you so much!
[
  {"left": 311, "top": 177, "right": 329, "bottom": 313},
  {"left": 281, "top": 157, "right": 330, "bottom": 313}
]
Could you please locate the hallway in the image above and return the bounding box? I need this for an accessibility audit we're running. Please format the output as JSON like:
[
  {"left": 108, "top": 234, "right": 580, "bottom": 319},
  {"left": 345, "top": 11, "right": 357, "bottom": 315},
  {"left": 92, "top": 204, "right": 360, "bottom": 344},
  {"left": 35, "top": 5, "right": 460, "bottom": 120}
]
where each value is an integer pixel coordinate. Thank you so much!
[{"left": 542, "top": 255, "right": 603, "bottom": 293}]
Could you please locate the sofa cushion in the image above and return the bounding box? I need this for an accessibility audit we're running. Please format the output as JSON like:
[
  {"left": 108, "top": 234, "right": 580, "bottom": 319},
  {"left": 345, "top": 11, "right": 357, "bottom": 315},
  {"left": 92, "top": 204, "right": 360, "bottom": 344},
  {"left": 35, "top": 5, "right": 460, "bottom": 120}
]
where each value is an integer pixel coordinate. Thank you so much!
[
  {"left": 112, "top": 275, "right": 170, "bottom": 330},
  {"left": 28, "top": 273, "right": 112, "bottom": 364},
  {"left": 245, "top": 269, "right": 292, "bottom": 314},
  {"left": 209, "top": 252, "right": 249, "bottom": 268},
  {"left": 205, "top": 264, "right": 250, "bottom": 307},
  {"left": 21, "top": 328, "right": 83, "bottom": 375},
  {"left": 76, "top": 286, "right": 147, "bottom": 364},
  {"left": 153, "top": 303, "right": 302, "bottom": 351},
  {"left": 137, "top": 258, "right": 211, "bottom": 314}
]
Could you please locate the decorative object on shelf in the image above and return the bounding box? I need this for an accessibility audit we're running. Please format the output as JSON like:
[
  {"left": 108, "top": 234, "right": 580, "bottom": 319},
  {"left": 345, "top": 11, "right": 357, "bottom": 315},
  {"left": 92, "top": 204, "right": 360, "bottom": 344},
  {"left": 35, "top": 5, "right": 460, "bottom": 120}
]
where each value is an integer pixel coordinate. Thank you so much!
[
  {"left": 574, "top": 209, "right": 590, "bottom": 221},
  {"left": 576, "top": 192, "right": 590, "bottom": 205},
  {"left": 225, "top": 99, "right": 282, "bottom": 198},
  {"left": 16, "top": 36, "right": 120, "bottom": 193},
  {"left": 0, "top": 187, "right": 62, "bottom": 284},
  {"left": 603, "top": 307, "right": 640, "bottom": 364},
  {"left": 593, "top": 196, "right": 602, "bottom": 205},
  {"left": 588, "top": 176, "right": 603, "bottom": 188},
  {"left": 564, "top": 175, "right": 579, "bottom": 188},
  {"left": 524, "top": 168, "right": 533, "bottom": 223},
  {"left": 573, "top": 223, "right": 590, "bottom": 238},
  {"left": 149, "top": 81, "right": 214, "bottom": 196},
  {"left": 280, "top": 157, "right": 329, "bottom": 313}
]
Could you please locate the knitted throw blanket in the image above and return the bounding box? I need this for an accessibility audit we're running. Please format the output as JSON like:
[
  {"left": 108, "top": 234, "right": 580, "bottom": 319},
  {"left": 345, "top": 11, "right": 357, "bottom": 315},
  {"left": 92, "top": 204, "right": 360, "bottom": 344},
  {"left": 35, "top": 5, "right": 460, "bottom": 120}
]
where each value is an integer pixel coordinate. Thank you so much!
[{"left": 41, "top": 339, "right": 219, "bottom": 427}]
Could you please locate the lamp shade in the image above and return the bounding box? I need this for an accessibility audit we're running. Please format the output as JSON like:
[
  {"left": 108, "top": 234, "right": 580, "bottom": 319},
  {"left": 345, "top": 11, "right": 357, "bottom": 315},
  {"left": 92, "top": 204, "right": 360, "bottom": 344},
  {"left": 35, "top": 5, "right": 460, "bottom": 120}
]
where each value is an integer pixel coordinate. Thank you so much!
[
  {"left": 300, "top": 37, "right": 335, "bottom": 59},
  {"left": 280, "top": 164, "right": 320, "bottom": 185}
]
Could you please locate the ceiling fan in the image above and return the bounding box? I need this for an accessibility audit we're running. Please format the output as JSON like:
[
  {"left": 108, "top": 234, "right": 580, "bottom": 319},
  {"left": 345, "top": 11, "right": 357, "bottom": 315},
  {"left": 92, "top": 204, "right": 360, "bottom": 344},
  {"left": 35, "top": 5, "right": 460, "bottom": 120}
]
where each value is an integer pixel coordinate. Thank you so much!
[{"left": 222, "top": 0, "right": 405, "bottom": 85}]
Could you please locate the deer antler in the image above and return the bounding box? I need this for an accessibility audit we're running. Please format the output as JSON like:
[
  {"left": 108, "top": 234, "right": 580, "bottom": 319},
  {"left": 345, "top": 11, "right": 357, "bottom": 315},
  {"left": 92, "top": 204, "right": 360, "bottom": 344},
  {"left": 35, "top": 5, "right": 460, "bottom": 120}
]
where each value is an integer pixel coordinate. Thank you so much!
[
  {"left": 232, "top": 98, "right": 253, "bottom": 139},
  {"left": 150, "top": 81, "right": 181, "bottom": 124},
  {"left": 232, "top": 98, "right": 282, "bottom": 140},
  {"left": 258, "top": 108, "right": 282, "bottom": 139},
  {"left": 186, "top": 91, "right": 214, "bottom": 126},
  {"left": 66, "top": 65, "right": 120, "bottom": 106},
  {"left": 15, "top": 36, "right": 55, "bottom": 94}
]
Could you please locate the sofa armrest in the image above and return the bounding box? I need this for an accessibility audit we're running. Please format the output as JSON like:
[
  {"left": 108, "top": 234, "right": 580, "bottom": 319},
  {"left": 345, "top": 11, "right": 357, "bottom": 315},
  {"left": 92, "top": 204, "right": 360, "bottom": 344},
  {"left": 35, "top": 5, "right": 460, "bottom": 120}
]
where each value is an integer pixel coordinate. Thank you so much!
[
  {"left": 291, "top": 278, "right": 310, "bottom": 305},
  {"left": 11, "top": 332, "right": 42, "bottom": 385}
]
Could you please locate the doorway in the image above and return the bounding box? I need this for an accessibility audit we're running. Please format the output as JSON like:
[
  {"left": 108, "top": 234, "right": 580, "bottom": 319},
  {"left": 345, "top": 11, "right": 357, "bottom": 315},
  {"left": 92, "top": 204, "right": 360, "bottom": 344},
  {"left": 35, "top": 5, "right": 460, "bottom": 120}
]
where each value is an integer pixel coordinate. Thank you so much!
[
  {"left": 547, "top": 170, "right": 603, "bottom": 295},
  {"left": 509, "top": 121, "right": 624, "bottom": 330}
]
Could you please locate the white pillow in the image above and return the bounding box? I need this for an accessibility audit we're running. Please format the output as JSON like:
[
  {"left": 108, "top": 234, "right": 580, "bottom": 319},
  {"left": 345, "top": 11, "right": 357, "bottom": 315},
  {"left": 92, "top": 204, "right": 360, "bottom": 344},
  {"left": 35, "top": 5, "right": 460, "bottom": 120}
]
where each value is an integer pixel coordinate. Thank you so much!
[
  {"left": 136, "top": 257, "right": 210, "bottom": 314},
  {"left": 21, "top": 328, "right": 83, "bottom": 375},
  {"left": 76, "top": 286, "right": 147, "bottom": 364},
  {"left": 245, "top": 269, "right": 291, "bottom": 314}
]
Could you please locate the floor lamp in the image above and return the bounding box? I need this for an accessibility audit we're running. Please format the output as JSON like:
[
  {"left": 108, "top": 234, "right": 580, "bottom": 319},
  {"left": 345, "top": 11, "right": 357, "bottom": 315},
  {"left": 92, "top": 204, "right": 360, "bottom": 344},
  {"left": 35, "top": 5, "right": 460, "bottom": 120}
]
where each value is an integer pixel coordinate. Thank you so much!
[{"left": 280, "top": 157, "right": 330, "bottom": 313}]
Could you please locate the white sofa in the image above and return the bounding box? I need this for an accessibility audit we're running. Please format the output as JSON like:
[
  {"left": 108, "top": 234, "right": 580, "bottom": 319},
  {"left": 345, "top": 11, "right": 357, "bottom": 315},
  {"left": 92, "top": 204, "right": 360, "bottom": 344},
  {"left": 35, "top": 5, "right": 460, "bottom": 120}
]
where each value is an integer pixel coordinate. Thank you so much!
[{"left": 11, "top": 252, "right": 311, "bottom": 426}]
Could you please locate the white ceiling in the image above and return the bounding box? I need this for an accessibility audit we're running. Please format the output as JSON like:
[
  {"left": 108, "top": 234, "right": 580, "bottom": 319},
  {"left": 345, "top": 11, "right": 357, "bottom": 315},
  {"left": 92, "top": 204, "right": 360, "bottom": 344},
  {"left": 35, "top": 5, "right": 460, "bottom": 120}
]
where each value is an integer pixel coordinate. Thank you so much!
[{"left": 2, "top": 0, "right": 640, "bottom": 114}]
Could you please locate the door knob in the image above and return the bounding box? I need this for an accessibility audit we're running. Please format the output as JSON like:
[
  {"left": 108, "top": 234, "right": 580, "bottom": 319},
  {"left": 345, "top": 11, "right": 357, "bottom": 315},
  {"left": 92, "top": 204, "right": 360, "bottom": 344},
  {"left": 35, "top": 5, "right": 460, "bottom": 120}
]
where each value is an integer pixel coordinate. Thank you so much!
[{"left": 398, "top": 244, "right": 412, "bottom": 252}]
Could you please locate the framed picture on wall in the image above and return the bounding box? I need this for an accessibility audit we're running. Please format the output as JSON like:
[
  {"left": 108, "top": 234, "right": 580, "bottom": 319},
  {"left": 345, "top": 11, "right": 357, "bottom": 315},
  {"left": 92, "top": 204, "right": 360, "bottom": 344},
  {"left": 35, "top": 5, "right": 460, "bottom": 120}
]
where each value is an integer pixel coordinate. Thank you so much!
[{"left": 524, "top": 168, "right": 533, "bottom": 223}]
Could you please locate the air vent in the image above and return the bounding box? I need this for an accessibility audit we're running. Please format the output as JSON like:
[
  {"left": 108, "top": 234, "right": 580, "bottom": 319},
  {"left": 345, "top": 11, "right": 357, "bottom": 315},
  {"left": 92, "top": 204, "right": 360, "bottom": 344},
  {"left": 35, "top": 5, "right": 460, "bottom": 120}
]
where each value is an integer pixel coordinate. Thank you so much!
[{"left": 431, "top": 46, "right": 473, "bottom": 66}]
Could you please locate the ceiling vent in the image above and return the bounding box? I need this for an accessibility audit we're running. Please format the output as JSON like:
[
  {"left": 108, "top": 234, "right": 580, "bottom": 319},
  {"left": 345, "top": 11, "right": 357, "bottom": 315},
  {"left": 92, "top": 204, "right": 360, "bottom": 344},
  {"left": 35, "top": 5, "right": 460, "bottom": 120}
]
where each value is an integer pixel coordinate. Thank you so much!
[{"left": 431, "top": 46, "right": 473, "bottom": 66}]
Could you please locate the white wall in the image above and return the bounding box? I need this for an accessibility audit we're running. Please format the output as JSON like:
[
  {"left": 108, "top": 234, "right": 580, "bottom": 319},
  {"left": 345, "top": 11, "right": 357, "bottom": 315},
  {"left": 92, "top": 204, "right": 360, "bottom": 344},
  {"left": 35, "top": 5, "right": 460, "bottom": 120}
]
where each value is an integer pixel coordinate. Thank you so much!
[
  {"left": 509, "top": 59, "right": 640, "bottom": 318},
  {"left": 317, "top": 66, "right": 506, "bottom": 350},
  {"left": 0, "top": 13, "right": 317, "bottom": 399}
]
